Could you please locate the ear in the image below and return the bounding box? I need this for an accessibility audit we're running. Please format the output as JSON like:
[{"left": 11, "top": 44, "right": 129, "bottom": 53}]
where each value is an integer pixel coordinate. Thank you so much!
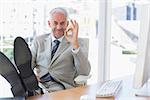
[{"left": 48, "top": 20, "right": 51, "bottom": 27}]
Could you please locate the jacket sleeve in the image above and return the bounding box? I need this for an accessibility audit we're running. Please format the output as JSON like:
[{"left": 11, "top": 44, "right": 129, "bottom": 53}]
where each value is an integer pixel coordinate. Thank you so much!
[
  {"left": 30, "top": 37, "right": 38, "bottom": 69},
  {"left": 72, "top": 38, "right": 91, "bottom": 76}
]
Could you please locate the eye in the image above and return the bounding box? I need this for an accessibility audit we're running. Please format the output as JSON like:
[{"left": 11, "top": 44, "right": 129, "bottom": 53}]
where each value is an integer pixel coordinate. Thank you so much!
[
  {"left": 60, "top": 22, "right": 65, "bottom": 26},
  {"left": 54, "top": 21, "right": 58, "bottom": 25}
]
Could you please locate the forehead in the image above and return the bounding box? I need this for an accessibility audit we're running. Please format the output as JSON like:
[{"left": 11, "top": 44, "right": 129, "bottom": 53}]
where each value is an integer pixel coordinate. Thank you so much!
[{"left": 51, "top": 12, "right": 67, "bottom": 22}]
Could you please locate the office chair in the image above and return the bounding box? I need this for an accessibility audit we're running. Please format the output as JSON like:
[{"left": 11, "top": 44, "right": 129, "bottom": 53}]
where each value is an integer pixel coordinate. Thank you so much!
[
  {"left": 74, "top": 38, "right": 91, "bottom": 86},
  {"left": 74, "top": 74, "right": 91, "bottom": 86}
]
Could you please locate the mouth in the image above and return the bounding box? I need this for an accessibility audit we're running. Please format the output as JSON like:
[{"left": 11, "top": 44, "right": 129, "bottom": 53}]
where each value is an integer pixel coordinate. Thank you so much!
[{"left": 56, "top": 29, "right": 63, "bottom": 32}]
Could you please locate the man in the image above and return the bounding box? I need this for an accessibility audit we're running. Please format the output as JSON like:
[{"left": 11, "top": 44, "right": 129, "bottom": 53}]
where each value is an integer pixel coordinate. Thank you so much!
[{"left": 31, "top": 7, "right": 91, "bottom": 93}]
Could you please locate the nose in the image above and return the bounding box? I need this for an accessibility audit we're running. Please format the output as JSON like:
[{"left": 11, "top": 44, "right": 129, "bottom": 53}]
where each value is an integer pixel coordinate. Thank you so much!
[{"left": 56, "top": 24, "right": 62, "bottom": 29}]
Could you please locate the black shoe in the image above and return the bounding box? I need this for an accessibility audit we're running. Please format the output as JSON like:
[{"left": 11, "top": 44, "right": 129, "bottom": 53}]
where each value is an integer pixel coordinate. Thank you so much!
[
  {"left": 0, "top": 52, "right": 26, "bottom": 97},
  {"left": 14, "top": 37, "right": 38, "bottom": 91}
]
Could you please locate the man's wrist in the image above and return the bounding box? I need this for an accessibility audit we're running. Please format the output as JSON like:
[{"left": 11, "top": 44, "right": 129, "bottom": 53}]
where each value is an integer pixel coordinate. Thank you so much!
[
  {"left": 73, "top": 40, "right": 79, "bottom": 49},
  {"left": 73, "top": 44, "right": 79, "bottom": 49}
]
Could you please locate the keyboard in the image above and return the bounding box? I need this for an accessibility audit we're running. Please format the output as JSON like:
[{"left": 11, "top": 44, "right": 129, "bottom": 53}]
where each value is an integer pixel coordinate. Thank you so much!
[{"left": 96, "top": 80, "right": 122, "bottom": 97}]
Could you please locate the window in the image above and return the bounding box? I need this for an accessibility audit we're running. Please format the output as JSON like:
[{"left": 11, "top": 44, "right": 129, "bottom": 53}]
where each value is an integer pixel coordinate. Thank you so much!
[
  {"left": 110, "top": 0, "right": 150, "bottom": 79},
  {"left": 0, "top": 0, "right": 99, "bottom": 97}
]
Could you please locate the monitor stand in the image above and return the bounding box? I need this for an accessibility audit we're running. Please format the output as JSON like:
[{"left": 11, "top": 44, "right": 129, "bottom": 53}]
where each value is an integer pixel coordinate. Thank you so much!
[{"left": 135, "top": 81, "right": 150, "bottom": 97}]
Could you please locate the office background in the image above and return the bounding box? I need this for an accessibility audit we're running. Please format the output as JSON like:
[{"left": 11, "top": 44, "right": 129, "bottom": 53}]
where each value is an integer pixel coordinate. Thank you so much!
[{"left": 0, "top": 0, "right": 150, "bottom": 97}]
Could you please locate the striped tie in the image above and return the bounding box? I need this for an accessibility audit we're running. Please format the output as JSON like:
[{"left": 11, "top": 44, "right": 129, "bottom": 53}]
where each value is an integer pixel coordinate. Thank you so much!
[{"left": 51, "top": 40, "right": 60, "bottom": 59}]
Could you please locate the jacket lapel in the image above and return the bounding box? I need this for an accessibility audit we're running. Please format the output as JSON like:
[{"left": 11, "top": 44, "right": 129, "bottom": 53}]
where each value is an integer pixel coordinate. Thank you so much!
[
  {"left": 45, "top": 35, "right": 52, "bottom": 65},
  {"left": 50, "top": 37, "right": 69, "bottom": 64}
]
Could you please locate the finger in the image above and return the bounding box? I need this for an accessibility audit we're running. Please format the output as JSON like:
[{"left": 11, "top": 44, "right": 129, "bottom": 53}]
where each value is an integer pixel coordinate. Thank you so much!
[
  {"left": 64, "top": 30, "right": 68, "bottom": 37},
  {"left": 74, "top": 20, "right": 77, "bottom": 24},
  {"left": 71, "top": 20, "right": 75, "bottom": 28},
  {"left": 64, "top": 31, "right": 69, "bottom": 42},
  {"left": 73, "top": 24, "right": 79, "bottom": 38},
  {"left": 67, "top": 28, "right": 72, "bottom": 33},
  {"left": 76, "top": 22, "right": 79, "bottom": 30},
  {"left": 66, "top": 24, "right": 72, "bottom": 32},
  {"left": 74, "top": 22, "right": 79, "bottom": 33},
  {"left": 74, "top": 21, "right": 78, "bottom": 29},
  {"left": 76, "top": 22, "right": 79, "bottom": 35},
  {"left": 73, "top": 20, "right": 78, "bottom": 30}
]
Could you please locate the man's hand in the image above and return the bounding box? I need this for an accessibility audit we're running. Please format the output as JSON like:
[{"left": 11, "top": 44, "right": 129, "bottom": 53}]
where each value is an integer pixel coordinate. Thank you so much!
[
  {"left": 64, "top": 20, "right": 79, "bottom": 49},
  {"left": 36, "top": 76, "right": 41, "bottom": 82},
  {"left": 34, "top": 68, "right": 41, "bottom": 82}
]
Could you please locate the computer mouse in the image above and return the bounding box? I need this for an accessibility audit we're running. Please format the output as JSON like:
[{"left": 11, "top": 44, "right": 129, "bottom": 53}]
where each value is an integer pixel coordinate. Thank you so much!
[{"left": 80, "top": 94, "right": 95, "bottom": 100}]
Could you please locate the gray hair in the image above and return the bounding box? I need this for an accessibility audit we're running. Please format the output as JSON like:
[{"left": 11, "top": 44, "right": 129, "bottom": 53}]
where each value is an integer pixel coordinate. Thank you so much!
[{"left": 49, "top": 7, "right": 68, "bottom": 19}]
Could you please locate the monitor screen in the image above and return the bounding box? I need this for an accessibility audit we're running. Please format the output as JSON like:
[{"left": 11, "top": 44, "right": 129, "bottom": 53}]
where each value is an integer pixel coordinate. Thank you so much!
[{"left": 133, "top": 4, "right": 150, "bottom": 96}]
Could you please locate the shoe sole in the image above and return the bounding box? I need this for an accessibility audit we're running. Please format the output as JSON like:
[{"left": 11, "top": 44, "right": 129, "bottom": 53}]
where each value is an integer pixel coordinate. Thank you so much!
[
  {"left": 0, "top": 52, "right": 26, "bottom": 96},
  {"left": 14, "top": 37, "right": 38, "bottom": 91}
]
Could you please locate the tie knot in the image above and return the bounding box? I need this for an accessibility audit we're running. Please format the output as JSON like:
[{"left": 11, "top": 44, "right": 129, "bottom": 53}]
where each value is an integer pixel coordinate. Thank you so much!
[{"left": 54, "top": 40, "right": 60, "bottom": 45}]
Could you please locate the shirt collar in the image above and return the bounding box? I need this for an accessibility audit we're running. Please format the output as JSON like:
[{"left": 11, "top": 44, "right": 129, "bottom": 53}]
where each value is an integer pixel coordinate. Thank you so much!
[{"left": 51, "top": 33, "right": 64, "bottom": 42}]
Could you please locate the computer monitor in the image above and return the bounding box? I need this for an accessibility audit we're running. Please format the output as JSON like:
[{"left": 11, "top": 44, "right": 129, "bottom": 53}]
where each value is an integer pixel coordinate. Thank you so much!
[{"left": 133, "top": 4, "right": 150, "bottom": 96}]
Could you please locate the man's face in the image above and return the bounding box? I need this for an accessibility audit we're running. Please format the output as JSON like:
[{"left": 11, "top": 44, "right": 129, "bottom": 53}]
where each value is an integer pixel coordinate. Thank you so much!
[{"left": 48, "top": 12, "right": 68, "bottom": 39}]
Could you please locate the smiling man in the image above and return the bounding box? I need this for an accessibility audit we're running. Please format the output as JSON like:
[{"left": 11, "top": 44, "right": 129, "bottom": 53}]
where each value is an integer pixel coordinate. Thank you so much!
[{"left": 31, "top": 7, "right": 91, "bottom": 93}]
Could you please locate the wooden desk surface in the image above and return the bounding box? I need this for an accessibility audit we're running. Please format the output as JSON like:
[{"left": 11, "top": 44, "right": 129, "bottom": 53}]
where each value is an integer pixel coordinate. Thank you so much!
[{"left": 27, "top": 76, "right": 150, "bottom": 100}]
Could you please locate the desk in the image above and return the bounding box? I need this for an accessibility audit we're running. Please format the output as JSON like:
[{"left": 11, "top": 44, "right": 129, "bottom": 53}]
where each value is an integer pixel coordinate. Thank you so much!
[{"left": 27, "top": 76, "right": 150, "bottom": 100}]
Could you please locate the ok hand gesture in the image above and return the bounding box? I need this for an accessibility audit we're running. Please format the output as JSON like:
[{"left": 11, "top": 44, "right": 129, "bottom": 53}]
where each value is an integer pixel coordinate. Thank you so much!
[{"left": 64, "top": 20, "right": 79, "bottom": 49}]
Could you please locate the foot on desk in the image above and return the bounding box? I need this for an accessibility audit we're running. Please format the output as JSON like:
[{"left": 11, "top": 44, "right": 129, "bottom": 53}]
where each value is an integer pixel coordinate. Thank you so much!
[
  {"left": 14, "top": 37, "right": 38, "bottom": 91},
  {"left": 0, "top": 52, "right": 26, "bottom": 96}
]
